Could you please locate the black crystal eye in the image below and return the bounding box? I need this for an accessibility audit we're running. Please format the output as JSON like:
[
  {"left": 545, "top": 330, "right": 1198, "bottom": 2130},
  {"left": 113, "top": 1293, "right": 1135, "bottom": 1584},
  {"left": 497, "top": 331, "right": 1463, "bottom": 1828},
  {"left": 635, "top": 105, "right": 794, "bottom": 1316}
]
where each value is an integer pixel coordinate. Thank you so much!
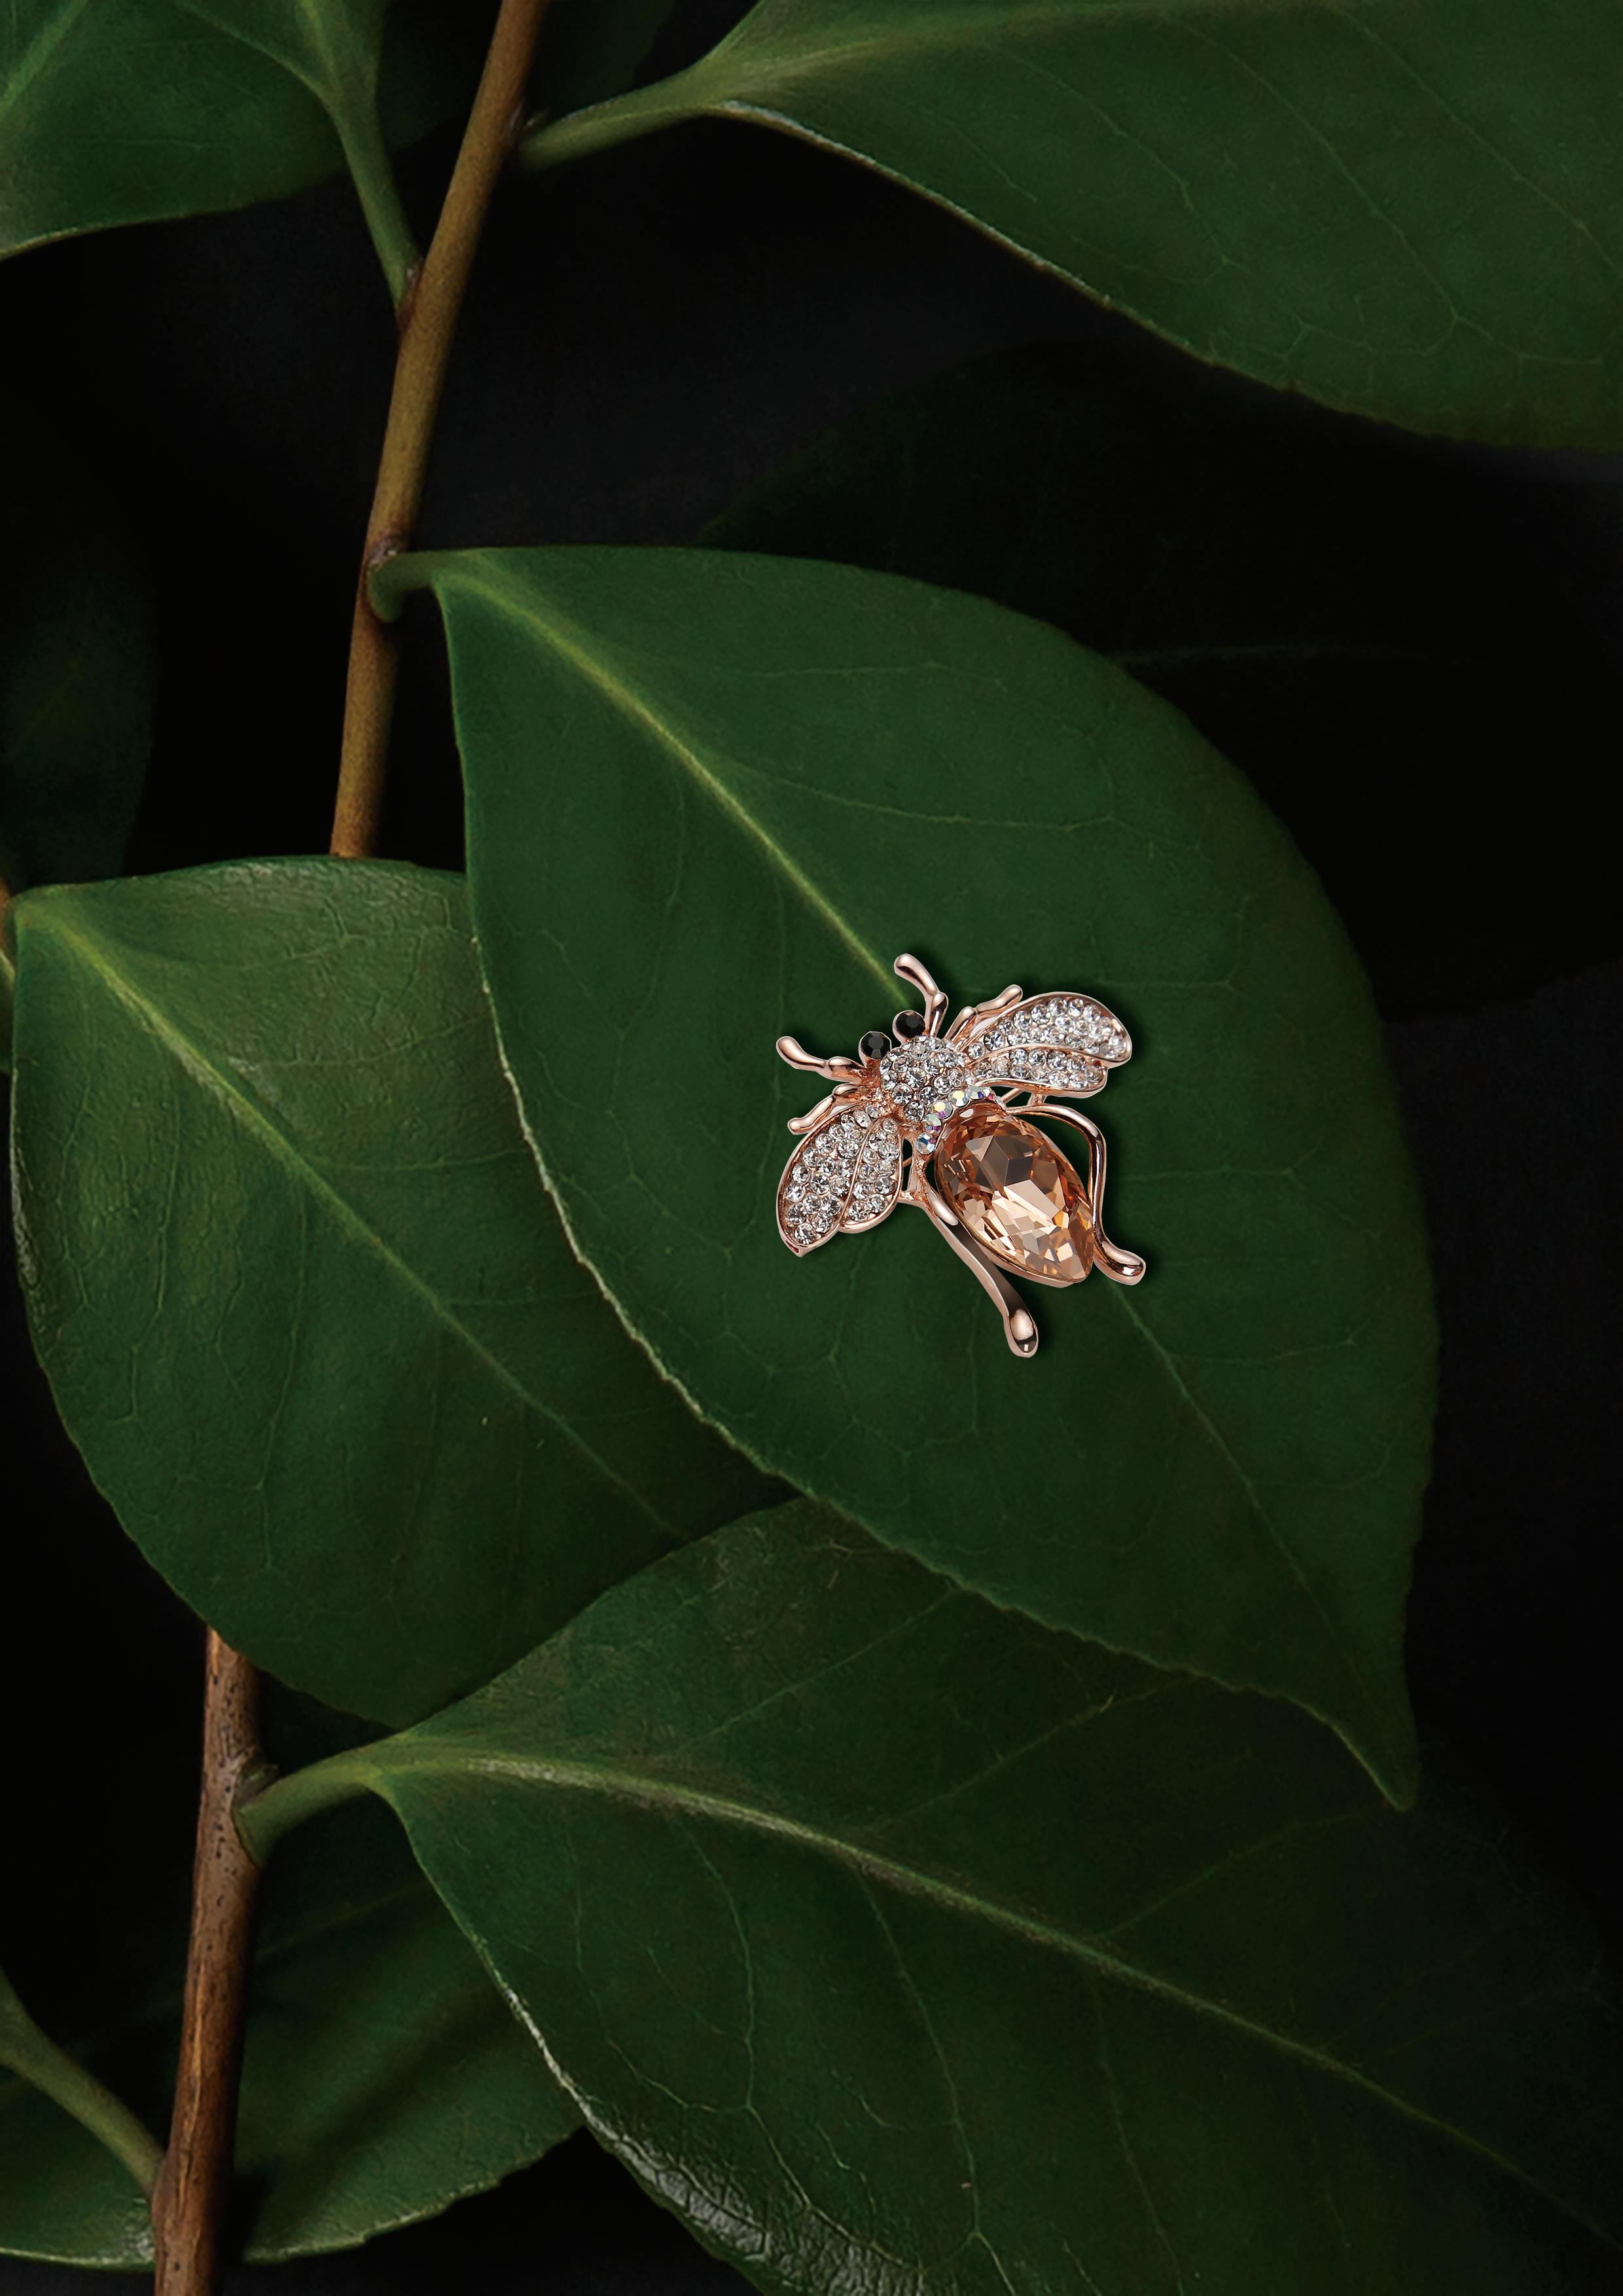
[
  {"left": 859, "top": 1031, "right": 891, "bottom": 1061},
  {"left": 892, "top": 1010, "right": 927, "bottom": 1039}
]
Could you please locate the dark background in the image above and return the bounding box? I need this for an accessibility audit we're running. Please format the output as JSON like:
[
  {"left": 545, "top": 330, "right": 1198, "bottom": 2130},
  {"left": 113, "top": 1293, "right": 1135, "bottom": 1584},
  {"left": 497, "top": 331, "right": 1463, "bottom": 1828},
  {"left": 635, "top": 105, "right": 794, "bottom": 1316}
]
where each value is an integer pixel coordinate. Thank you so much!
[{"left": 3, "top": 0, "right": 1619, "bottom": 2285}]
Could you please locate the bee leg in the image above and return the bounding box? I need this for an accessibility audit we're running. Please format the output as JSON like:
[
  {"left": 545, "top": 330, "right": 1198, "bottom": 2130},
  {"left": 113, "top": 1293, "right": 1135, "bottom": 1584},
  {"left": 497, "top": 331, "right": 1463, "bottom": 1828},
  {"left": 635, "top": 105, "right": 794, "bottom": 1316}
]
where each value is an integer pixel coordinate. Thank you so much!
[
  {"left": 777, "top": 1035, "right": 865, "bottom": 1086},
  {"left": 945, "top": 983, "right": 1023, "bottom": 1045},
  {"left": 911, "top": 1174, "right": 1039, "bottom": 1357},
  {"left": 1031, "top": 1104, "right": 1147, "bottom": 1285},
  {"left": 786, "top": 1081, "right": 864, "bottom": 1134},
  {"left": 893, "top": 954, "right": 950, "bottom": 1037},
  {"left": 786, "top": 1090, "right": 837, "bottom": 1135}
]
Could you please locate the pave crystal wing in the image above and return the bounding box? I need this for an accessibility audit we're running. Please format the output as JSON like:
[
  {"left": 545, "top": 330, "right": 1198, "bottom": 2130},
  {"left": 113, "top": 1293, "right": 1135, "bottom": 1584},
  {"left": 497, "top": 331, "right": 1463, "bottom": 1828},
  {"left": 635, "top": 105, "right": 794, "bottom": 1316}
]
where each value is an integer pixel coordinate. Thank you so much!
[
  {"left": 964, "top": 993, "right": 1131, "bottom": 1098},
  {"left": 776, "top": 1099, "right": 903, "bottom": 1256}
]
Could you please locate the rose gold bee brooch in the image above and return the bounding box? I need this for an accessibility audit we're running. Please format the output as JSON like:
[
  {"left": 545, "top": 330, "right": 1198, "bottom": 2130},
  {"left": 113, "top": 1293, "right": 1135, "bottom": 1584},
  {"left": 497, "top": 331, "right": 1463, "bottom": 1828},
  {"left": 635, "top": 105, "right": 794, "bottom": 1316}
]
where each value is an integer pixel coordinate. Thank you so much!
[{"left": 776, "top": 953, "right": 1145, "bottom": 1358}]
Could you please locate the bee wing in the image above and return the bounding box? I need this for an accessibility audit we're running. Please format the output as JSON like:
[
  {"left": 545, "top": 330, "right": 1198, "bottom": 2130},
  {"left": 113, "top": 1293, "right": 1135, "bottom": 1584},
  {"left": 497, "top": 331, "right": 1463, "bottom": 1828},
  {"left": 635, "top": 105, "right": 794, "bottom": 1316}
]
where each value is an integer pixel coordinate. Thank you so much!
[
  {"left": 965, "top": 992, "right": 1130, "bottom": 1098},
  {"left": 777, "top": 1101, "right": 903, "bottom": 1256}
]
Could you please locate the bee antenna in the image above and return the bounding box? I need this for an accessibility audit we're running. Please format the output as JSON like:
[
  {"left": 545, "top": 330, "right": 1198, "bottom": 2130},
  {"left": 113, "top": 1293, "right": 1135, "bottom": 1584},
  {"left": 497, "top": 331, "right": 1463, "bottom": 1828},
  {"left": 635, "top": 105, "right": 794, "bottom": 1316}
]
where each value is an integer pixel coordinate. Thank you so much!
[{"left": 893, "top": 952, "right": 948, "bottom": 1035}]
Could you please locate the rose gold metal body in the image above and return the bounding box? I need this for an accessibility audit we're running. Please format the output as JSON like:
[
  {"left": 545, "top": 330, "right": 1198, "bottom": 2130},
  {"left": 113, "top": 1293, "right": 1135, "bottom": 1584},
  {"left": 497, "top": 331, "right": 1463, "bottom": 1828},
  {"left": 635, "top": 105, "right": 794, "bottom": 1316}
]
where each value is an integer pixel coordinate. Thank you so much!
[
  {"left": 1016, "top": 1098, "right": 1147, "bottom": 1286},
  {"left": 776, "top": 954, "right": 1145, "bottom": 1356},
  {"left": 912, "top": 1175, "right": 1039, "bottom": 1357}
]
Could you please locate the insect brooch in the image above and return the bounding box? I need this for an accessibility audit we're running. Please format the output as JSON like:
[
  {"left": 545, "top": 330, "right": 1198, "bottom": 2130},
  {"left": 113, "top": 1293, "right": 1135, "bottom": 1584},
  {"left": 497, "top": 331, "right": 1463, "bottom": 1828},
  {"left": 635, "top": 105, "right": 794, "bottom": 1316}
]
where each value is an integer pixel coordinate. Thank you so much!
[{"left": 775, "top": 953, "right": 1145, "bottom": 1358}]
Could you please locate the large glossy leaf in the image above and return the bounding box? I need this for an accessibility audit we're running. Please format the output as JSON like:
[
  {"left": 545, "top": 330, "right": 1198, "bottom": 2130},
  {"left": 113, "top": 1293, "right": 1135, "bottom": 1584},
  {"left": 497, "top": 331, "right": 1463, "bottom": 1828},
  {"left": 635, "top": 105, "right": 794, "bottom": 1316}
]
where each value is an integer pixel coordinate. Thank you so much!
[
  {"left": 391, "top": 544, "right": 1433, "bottom": 1797},
  {"left": 6, "top": 859, "right": 776, "bottom": 1725},
  {"left": 703, "top": 342, "right": 1623, "bottom": 1018},
  {"left": 246, "top": 1503, "right": 1623, "bottom": 2296},
  {"left": 0, "top": 1, "right": 480, "bottom": 289},
  {"left": 523, "top": 0, "right": 1623, "bottom": 447},
  {"left": 0, "top": 1789, "right": 577, "bottom": 2266}
]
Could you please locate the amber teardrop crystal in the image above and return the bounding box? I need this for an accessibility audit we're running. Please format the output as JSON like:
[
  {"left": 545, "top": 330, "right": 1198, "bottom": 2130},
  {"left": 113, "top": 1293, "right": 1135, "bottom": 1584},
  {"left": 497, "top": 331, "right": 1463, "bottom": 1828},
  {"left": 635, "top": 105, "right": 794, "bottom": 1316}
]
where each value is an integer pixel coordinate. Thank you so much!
[{"left": 933, "top": 1103, "right": 1094, "bottom": 1283}]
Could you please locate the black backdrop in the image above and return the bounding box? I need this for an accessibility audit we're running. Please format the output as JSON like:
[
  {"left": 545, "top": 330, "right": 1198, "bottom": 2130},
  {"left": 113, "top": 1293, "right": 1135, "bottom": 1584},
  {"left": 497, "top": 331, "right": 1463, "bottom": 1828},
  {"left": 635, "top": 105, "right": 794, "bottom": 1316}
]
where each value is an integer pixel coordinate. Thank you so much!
[{"left": 3, "top": 2, "right": 1619, "bottom": 2286}]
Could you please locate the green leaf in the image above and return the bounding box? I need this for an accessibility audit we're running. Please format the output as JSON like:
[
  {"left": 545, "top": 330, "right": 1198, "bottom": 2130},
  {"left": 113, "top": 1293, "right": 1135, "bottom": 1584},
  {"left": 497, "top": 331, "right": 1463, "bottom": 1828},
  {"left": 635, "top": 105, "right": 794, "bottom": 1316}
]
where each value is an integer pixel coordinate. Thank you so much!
[
  {"left": 390, "top": 543, "right": 1433, "bottom": 1799},
  {"left": 243, "top": 1796, "right": 579, "bottom": 2260},
  {"left": 6, "top": 859, "right": 777, "bottom": 1726},
  {"left": 1, "top": 405, "right": 153, "bottom": 901},
  {"left": 1, "top": 1775, "right": 577, "bottom": 2266},
  {"left": 0, "top": 1965, "right": 158, "bottom": 2264},
  {"left": 246, "top": 1503, "right": 1623, "bottom": 2296},
  {"left": 702, "top": 341, "right": 1623, "bottom": 1016},
  {"left": 535, "top": 0, "right": 674, "bottom": 121},
  {"left": 524, "top": 0, "right": 1623, "bottom": 447},
  {"left": 0, "top": 1, "right": 481, "bottom": 295}
]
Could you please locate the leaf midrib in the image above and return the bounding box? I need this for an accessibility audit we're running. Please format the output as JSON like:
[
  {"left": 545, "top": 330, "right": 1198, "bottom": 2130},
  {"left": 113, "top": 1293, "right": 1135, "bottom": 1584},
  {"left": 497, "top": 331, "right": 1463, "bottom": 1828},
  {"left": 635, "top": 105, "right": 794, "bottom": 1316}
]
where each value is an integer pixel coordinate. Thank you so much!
[
  {"left": 438, "top": 555, "right": 1387, "bottom": 1775},
  {"left": 369, "top": 1739, "right": 1614, "bottom": 2254},
  {"left": 445, "top": 558, "right": 895, "bottom": 1001},
  {"left": 699, "top": 0, "right": 1345, "bottom": 100},
  {"left": 0, "top": 0, "right": 96, "bottom": 128},
  {"left": 27, "top": 906, "right": 677, "bottom": 1539},
  {"left": 173, "top": 0, "right": 365, "bottom": 121}
]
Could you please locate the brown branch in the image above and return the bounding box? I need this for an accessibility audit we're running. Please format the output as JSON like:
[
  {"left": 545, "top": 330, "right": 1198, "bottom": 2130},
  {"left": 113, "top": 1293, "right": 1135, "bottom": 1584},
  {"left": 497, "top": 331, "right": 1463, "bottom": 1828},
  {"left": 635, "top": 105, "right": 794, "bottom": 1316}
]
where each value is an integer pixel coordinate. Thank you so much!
[
  {"left": 331, "top": 0, "right": 555, "bottom": 861},
  {"left": 150, "top": 1634, "right": 269, "bottom": 2291},
  {"left": 147, "top": 12, "right": 556, "bottom": 2289}
]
